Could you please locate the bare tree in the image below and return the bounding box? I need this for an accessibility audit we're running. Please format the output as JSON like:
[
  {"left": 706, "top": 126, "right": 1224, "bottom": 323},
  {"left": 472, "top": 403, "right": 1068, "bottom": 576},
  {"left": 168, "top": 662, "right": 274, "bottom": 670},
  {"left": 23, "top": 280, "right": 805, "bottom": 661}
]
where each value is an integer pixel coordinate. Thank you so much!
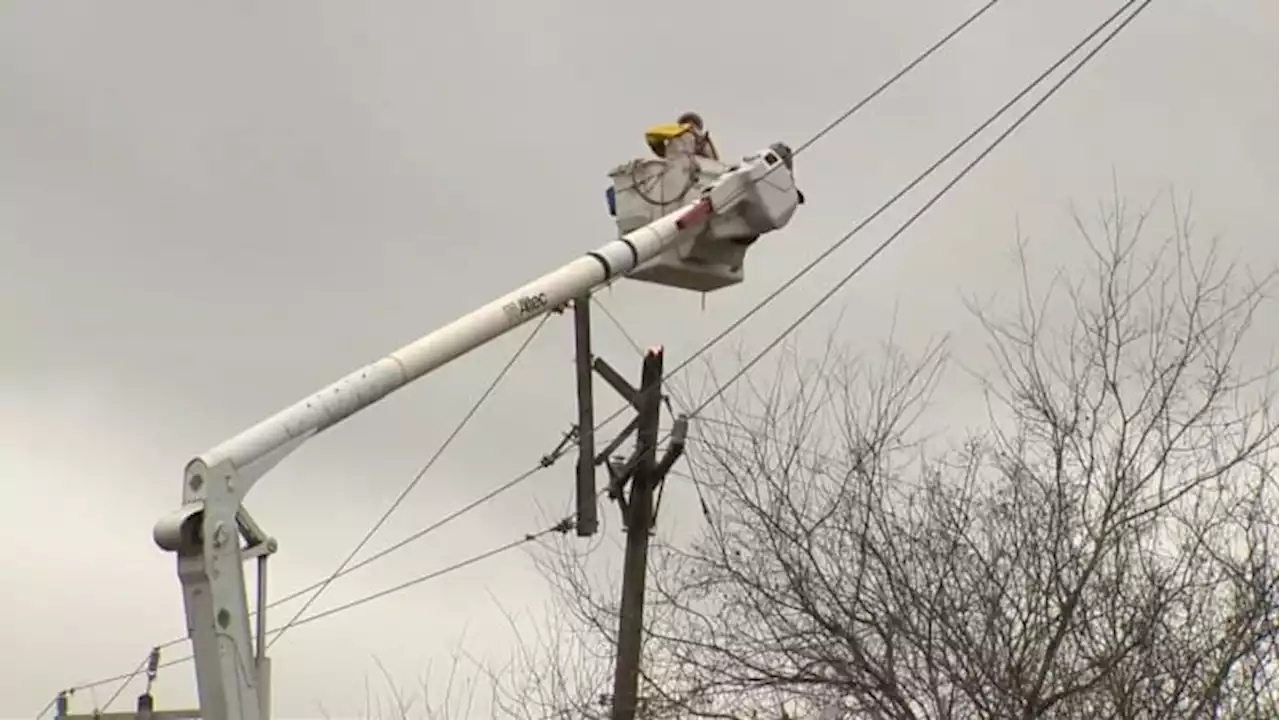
[
  {"left": 482, "top": 600, "right": 619, "bottom": 720},
  {"left": 527, "top": 192, "right": 1277, "bottom": 719}
]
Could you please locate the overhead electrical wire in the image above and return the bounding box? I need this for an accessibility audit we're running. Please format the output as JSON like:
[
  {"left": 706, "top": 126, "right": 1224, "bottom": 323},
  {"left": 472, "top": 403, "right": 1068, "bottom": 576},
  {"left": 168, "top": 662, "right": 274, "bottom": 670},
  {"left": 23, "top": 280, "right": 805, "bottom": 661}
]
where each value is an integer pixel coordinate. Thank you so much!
[
  {"left": 270, "top": 515, "right": 577, "bottom": 634},
  {"left": 265, "top": 312, "right": 554, "bottom": 650},
  {"left": 91, "top": 652, "right": 153, "bottom": 717},
  {"left": 792, "top": 0, "right": 1000, "bottom": 155},
  {"left": 593, "top": 293, "right": 696, "bottom": 416},
  {"left": 267, "top": 466, "right": 550, "bottom": 608},
  {"left": 702, "top": 0, "right": 1005, "bottom": 218},
  {"left": 592, "top": 295, "right": 646, "bottom": 357},
  {"left": 685, "top": 0, "right": 1155, "bottom": 418}
]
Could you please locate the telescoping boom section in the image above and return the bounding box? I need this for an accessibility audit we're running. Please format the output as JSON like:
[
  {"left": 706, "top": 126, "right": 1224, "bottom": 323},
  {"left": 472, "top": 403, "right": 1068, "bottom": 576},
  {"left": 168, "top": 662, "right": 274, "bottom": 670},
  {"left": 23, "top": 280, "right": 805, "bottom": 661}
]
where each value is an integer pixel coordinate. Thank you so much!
[{"left": 152, "top": 139, "right": 802, "bottom": 720}]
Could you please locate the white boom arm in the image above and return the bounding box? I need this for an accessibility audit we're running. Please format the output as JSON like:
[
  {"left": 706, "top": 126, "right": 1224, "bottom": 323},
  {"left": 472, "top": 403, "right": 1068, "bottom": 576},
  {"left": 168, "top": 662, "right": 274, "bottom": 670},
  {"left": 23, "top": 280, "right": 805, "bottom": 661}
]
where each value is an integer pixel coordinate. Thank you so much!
[{"left": 152, "top": 144, "right": 801, "bottom": 720}]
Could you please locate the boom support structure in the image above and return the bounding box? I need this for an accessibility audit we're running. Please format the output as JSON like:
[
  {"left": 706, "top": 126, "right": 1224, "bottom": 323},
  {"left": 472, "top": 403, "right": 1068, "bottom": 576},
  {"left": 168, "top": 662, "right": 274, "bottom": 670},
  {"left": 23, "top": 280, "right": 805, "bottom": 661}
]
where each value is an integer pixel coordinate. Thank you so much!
[{"left": 153, "top": 144, "right": 801, "bottom": 720}]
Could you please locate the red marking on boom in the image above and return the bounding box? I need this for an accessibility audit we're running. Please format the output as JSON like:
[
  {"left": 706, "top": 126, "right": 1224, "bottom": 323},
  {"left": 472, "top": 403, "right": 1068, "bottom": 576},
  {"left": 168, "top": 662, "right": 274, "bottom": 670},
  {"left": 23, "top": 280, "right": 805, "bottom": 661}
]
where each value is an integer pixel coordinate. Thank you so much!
[{"left": 675, "top": 198, "right": 713, "bottom": 230}]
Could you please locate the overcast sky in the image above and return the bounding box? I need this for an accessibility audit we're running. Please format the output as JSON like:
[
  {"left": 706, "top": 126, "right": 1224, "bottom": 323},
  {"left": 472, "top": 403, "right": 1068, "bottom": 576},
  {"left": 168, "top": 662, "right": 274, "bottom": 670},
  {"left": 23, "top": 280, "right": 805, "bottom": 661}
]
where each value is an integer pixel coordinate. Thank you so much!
[{"left": 2, "top": 0, "right": 1275, "bottom": 717}]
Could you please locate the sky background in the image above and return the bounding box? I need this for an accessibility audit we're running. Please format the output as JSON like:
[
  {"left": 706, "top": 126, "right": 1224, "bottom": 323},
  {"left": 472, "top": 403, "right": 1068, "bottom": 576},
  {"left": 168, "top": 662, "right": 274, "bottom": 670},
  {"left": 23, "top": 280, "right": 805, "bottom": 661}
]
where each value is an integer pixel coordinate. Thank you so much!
[{"left": 1, "top": 0, "right": 1276, "bottom": 717}]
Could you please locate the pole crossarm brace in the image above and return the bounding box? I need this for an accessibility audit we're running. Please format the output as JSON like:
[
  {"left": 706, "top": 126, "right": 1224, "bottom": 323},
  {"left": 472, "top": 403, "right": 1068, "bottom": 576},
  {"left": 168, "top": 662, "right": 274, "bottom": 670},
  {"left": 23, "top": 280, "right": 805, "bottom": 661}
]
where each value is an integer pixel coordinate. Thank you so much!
[
  {"left": 596, "top": 415, "right": 640, "bottom": 467},
  {"left": 593, "top": 356, "right": 644, "bottom": 410},
  {"left": 654, "top": 414, "right": 688, "bottom": 484},
  {"left": 591, "top": 355, "right": 686, "bottom": 511}
]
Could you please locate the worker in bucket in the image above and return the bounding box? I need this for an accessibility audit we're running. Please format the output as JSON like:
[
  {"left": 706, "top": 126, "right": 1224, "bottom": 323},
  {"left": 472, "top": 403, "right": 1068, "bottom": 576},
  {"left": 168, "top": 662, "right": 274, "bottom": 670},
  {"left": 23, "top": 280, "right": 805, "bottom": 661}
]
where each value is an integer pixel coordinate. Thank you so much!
[{"left": 644, "top": 111, "right": 721, "bottom": 161}]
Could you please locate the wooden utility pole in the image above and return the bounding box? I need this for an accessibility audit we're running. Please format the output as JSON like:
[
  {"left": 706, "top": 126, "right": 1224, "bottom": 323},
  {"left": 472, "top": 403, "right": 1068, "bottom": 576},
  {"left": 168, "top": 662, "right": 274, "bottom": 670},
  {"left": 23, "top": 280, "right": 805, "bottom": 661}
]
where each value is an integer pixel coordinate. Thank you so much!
[
  {"left": 610, "top": 349, "right": 662, "bottom": 720},
  {"left": 571, "top": 294, "right": 599, "bottom": 537},
  {"left": 605, "top": 348, "right": 686, "bottom": 720},
  {"left": 567, "top": 304, "right": 686, "bottom": 720}
]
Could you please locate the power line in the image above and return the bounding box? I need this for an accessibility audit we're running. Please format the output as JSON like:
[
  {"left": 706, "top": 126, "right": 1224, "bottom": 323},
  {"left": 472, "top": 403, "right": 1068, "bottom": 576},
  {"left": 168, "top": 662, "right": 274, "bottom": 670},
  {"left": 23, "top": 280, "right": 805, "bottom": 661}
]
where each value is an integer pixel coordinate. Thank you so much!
[
  {"left": 792, "top": 0, "right": 1002, "bottom": 155},
  {"left": 663, "top": 0, "right": 1147, "bottom": 392},
  {"left": 592, "top": 294, "right": 696, "bottom": 419},
  {"left": 267, "top": 465, "right": 549, "bottom": 608},
  {"left": 96, "top": 652, "right": 152, "bottom": 715},
  {"left": 704, "top": 0, "right": 1006, "bottom": 220},
  {"left": 273, "top": 515, "right": 576, "bottom": 633},
  {"left": 591, "top": 295, "right": 645, "bottom": 357},
  {"left": 268, "top": 312, "right": 553, "bottom": 649},
  {"left": 688, "top": 0, "right": 1156, "bottom": 418}
]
